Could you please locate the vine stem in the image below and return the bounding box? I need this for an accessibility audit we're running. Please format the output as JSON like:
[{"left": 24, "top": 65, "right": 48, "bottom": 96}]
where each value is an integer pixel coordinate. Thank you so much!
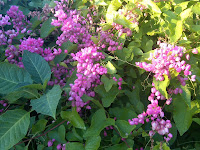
[
  {"left": 113, "top": 128, "right": 131, "bottom": 148},
  {"left": 15, "top": 120, "right": 68, "bottom": 146}
]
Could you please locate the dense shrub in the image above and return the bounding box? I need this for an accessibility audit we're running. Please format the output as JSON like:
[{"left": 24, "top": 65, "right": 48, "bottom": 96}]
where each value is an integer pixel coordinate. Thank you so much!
[{"left": 0, "top": 0, "right": 200, "bottom": 149}]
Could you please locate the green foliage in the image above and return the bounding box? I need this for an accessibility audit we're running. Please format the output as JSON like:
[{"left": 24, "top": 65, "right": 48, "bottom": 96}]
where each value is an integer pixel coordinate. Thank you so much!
[
  {"left": 22, "top": 50, "right": 51, "bottom": 84},
  {"left": 173, "top": 94, "right": 193, "bottom": 136},
  {"left": 153, "top": 75, "right": 170, "bottom": 99},
  {"left": 84, "top": 109, "right": 115, "bottom": 138},
  {"left": 61, "top": 109, "right": 86, "bottom": 130},
  {"left": 0, "top": 63, "right": 33, "bottom": 94},
  {"left": 85, "top": 136, "right": 101, "bottom": 150},
  {"left": 31, "top": 85, "right": 62, "bottom": 119},
  {"left": 1, "top": 0, "right": 200, "bottom": 149},
  {"left": 0, "top": 110, "right": 30, "bottom": 149}
]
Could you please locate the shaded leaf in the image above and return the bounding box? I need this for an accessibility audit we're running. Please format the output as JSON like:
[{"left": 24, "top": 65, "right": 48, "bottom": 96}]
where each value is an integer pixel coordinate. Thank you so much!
[
  {"left": 0, "top": 110, "right": 30, "bottom": 150},
  {"left": 22, "top": 50, "right": 51, "bottom": 84},
  {"left": 31, "top": 85, "right": 62, "bottom": 119}
]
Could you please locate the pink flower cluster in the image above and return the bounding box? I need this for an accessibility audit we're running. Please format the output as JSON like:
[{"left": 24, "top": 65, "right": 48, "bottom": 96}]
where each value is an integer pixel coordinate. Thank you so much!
[
  {"left": 5, "top": 37, "right": 62, "bottom": 67},
  {"left": 52, "top": 3, "right": 111, "bottom": 111},
  {"left": 69, "top": 46, "right": 107, "bottom": 111},
  {"left": 0, "top": 6, "right": 31, "bottom": 45},
  {"left": 0, "top": 100, "right": 8, "bottom": 113},
  {"left": 48, "top": 139, "right": 65, "bottom": 150},
  {"left": 112, "top": 23, "right": 132, "bottom": 37},
  {"left": 136, "top": 43, "right": 196, "bottom": 81},
  {"left": 48, "top": 61, "right": 75, "bottom": 87},
  {"left": 51, "top": 9, "right": 92, "bottom": 47},
  {"left": 129, "top": 42, "right": 199, "bottom": 142},
  {"left": 113, "top": 77, "right": 123, "bottom": 90}
]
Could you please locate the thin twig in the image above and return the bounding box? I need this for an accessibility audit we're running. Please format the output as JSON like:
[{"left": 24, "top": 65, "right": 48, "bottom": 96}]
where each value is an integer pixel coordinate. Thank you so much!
[{"left": 15, "top": 120, "right": 68, "bottom": 146}]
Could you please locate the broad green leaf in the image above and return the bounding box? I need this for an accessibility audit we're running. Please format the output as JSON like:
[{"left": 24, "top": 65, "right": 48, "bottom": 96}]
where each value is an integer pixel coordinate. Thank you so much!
[
  {"left": 0, "top": 110, "right": 30, "bottom": 150},
  {"left": 153, "top": 142, "right": 170, "bottom": 150},
  {"left": 129, "top": 47, "right": 143, "bottom": 56},
  {"left": 109, "top": 107, "right": 137, "bottom": 121},
  {"left": 85, "top": 136, "right": 101, "bottom": 150},
  {"left": 101, "top": 75, "right": 116, "bottom": 92},
  {"left": 106, "top": 61, "right": 117, "bottom": 74},
  {"left": 65, "top": 142, "right": 85, "bottom": 150},
  {"left": 115, "top": 120, "right": 136, "bottom": 138},
  {"left": 114, "top": 14, "right": 136, "bottom": 29},
  {"left": 191, "top": 100, "right": 200, "bottom": 115},
  {"left": 95, "top": 85, "right": 119, "bottom": 107},
  {"left": 125, "top": 90, "right": 144, "bottom": 114},
  {"left": 169, "top": 20, "right": 183, "bottom": 43},
  {"left": 141, "top": 0, "right": 161, "bottom": 14},
  {"left": 84, "top": 109, "right": 115, "bottom": 138},
  {"left": 180, "top": 85, "right": 191, "bottom": 108},
  {"left": 193, "top": 118, "right": 200, "bottom": 125},
  {"left": 30, "top": 16, "right": 42, "bottom": 29},
  {"left": 22, "top": 50, "right": 51, "bottom": 84},
  {"left": 58, "top": 125, "right": 66, "bottom": 142},
  {"left": 180, "top": 8, "right": 192, "bottom": 21},
  {"left": 173, "top": 94, "right": 192, "bottom": 136},
  {"left": 91, "top": 36, "right": 99, "bottom": 44},
  {"left": 32, "top": 119, "right": 48, "bottom": 134},
  {"left": 82, "top": 95, "right": 103, "bottom": 108},
  {"left": 40, "top": 17, "right": 57, "bottom": 38},
  {"left": 4, "top": 88, "right": 39, "bottom": 103},
  {"left": 61, "top": 109, "right": 86, "bottom": 130},
  {"left": 31, "top": 85, "right": 62, "bottom": 119},
  {"left": 0, "top": 63, "right": 33, "bottom": 94},
  {"left": 153, "top": 75, "right": 170, "bottom": 99},
  {"left": 106, "top": 0, "right": 122, "bottom": 23},
  {"left": 192, "top": 2, "right": 200, "bottom": 15}
]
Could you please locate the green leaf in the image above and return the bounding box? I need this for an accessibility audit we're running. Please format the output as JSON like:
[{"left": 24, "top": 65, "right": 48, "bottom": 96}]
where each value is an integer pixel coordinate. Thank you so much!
[
  {"left": 61, "top": 109, "right": 86, "bottom": 130},
  {"left": 40, "top": 17, "right": 57, "bottom": 38},
  {"left": 91, "top": 36, "right": 99, "bottom": 44},
  {"left": 22, "top": 50, "right": 51, "bottom": 84},
  {"left": 31, "top": 85, "right": 62, "bottom": 119},
  {"left": 173, "top": 94, "right": 192, "bottom": 136},
  {"left": 193, "top": 118, "right": 200, "bottom": 125},
  {"left": 180, "top": 85, "right": 191, "bottom": 108},
  {"left": 141, "top": 0, "right": 161, "bottom": 14},
  {"left": 153, "top": 142, "right": 170, "bottom": 150},
  {"left": 109, "top": 107, "right": 137, "bottom": 121},
  {"left": 106, "top": 61, "right": 117, "bottom": 74},
  {"left": 85, "top": 136, "right": 101, "bottom": 150},
  {"left": 58, "top": 125, "right": 66, "bottom": 142},
  {"left": 64, "top": 69, "right": 77, "bottom": 87},
  {"left": 84, "top": 109, "right": 115, "bottom": 138},
  {"left": 169, "top": 20, "right": 183, "bottom": 43},
  {"left": 32, "top": 119, "right": 48, "bottom": 134},
  {"left": 153, "top": 75, "right": 170, "bottom": 99},
  {"left": 95, "top": 85, "right": 119, "bottom": 107},
  {"left": 65, "top": 142, "right": 85, "bottom": 150},
  {"left": 180, "top": 8, "right": 192, "bottom": 21},
  {"left": 115, "top": 120, "right": 136, "bottom": 138},
  {"left": 0, "top": 110, "right": 30, "bottom": 150},
  {"left": 191, "top": 100, "right": 200, "bottom": 115},
  {"left": 4, "top": 88, "right": 39, "bottom": 103},
  {"left": 192, "top": 2, "right": 200, "bottom": 15},
  {"left": 30, "top": 16, "right": 42, "bottom": 29},
  {"left": 106, "top": 0, "right": 122, "bottom": 23},
  {"left": 114, "top": 14, "right": 136, "bottom": 29},
  {"left": 125, "top": 90, "right": 144, "bottom": 114},
  {"left": 0, "top": 63, "right": 33, "bottom": 94},
  {"left": 101, "top": 75, "right": 116, "bottom": 92}
]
